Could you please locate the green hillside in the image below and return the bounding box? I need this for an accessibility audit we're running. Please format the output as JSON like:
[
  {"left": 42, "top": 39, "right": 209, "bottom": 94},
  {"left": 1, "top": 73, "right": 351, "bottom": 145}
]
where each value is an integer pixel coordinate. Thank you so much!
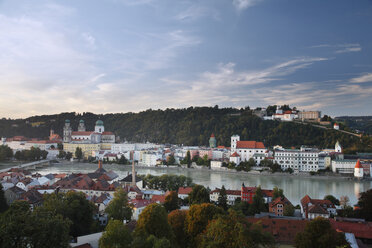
[{"left": 1, "top": 107, "right": 371, "bottom": 153}]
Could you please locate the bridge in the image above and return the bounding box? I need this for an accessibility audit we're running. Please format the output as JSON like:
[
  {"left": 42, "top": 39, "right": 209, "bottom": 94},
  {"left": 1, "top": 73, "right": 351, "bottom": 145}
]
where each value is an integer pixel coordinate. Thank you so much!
[{"left": 0, "top": 160, "right": 51, "bottom": 173}]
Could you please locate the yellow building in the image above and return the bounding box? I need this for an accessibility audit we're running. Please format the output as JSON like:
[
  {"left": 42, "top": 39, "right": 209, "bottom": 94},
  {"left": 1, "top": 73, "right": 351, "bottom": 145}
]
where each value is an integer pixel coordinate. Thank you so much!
[
  {"left": 100, "top": 143, "right": 112, "bottom": 151},
  {"left": 63, "top": 143, "right": 101, "bottom": 159}
]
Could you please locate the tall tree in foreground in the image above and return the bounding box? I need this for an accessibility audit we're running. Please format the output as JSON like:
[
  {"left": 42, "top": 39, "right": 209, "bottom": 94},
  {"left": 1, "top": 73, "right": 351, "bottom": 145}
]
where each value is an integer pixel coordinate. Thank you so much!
[
  {"left": 164, "top": 191, "right": 179, "bottom": 212},
  {"left": 0, "top": 201, "right": 71, "bottom": 248},
  {"left": 0, "top": 184, "right": 8, "bottom": 213},
  {"left": 248, "top": 187, "right": 266, "bottom": 215},
  {"left": 99, "top": 220, "right": 132, "bottom": 248},
  {"left": 217, "top": 185, "right": 228, "bottom": 211},
  {"left": 199, "top": 210, "right": 274, "bottom": 248},
  {"left": 273, "top": 186, "right": 284, "bottom": 199},
  {"left": 105, "top": 188, "right": 132, "bottom": 222},
  {"left": 168, "top": 210, "right": 188, "bottom": 248},
  {"left": 41, "top": 191, "right": 96, "bottom": 237},
  {"left": 294, "top": 217, "right": 349, "bottom": 248},
  {"left": 134, "top": 203, "right": 173, "bottom": 241},
  {"left": 323, "top": 195, "right": 340, "bottom": 206},
  {"left": 356, "top": 189, "right": 372, "bottom": 221},
  {"left": 188, "top": 185, "right": 210, "bottom": 205},
  {"left": 185, "top": 203, "right": 224, "bottom": 247}
]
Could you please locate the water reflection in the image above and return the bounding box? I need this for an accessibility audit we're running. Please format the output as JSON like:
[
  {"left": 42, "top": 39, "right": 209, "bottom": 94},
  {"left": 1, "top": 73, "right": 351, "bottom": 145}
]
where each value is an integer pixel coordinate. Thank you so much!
[{"left": 35, "top": 162, "right": 371, "bottom": 206}]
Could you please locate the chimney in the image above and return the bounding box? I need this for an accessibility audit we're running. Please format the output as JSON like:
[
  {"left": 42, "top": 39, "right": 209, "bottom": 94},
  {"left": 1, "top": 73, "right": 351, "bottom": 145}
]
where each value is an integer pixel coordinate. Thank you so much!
[{"left": 98, "top": 160, "right": 102, "bottom": 169}]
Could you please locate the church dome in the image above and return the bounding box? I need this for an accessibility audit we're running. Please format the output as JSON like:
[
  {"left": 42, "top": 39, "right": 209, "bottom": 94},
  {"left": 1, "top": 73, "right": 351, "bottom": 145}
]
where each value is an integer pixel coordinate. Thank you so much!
[
  {"left": 79, "top": 119, "right": 85, "bottom": 123},
  {"left": 65, "top": 119, "right": 70, "bottom": 123},
  {"left": 95, "top": 120, "right": 104, "bottom": 126}
]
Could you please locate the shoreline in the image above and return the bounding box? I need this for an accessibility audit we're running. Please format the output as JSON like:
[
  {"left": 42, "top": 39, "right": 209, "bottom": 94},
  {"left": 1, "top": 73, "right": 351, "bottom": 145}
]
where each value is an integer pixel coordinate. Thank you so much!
[{"left": 51, "top": 161, "right": 371, "bottom": 181}]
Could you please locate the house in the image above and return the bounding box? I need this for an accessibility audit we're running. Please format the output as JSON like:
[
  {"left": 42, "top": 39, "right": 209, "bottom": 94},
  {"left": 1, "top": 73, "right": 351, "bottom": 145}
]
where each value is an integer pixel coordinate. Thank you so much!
[
  {"left": 130, "top": 199, "right": 153, "bottom": 220},
  {"left": 229, "top": 152, "right": 241, "bottom": 165},
  {"left": 241, "top": 184, "right": 273, "bottom": 204},
  {"left": 230, "top": 135, "right": 267, "bottom": 164},
  {"left": 4, "top": 186, "right": 26, "bottom": 205},
  {"left": 178, "top": 187, "right": 193, "bottom": 200},
  {"left": 123, "top": 185, "right": 143, "bottom": 200},
  {"left": 210, "top": 188, "right": 241, "bottom": 205},
  {"left": 269, "top": 197, "right": 293, "bottom": 216},
  {"left": 301, "top": 195, "right": 336, "bottom": 219},
  {"left": 119, "top": 174, "right": 144, "bottom": 189},
  {"left": 20, "top": 189, "right": 43, "bottom": 210}
]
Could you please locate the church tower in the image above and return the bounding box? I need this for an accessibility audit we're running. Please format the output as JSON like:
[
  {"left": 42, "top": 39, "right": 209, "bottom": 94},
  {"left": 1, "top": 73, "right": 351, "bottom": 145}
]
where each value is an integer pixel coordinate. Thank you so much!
[
  {"left": 335, "top": 141, "right": 342, "bottom": 153},
  {"left": 231, "top": 135, "right": 240, "bottom": 152},
  {"left": 209, "top": 133, "right": 217, "bottom": 148},
  {"left": 95, "top": 120, "right": 104, "bottom": 133},
  {"left": 78, "top": 120, "right": 86, "bottom": 132},
  {"left": 354, "top": 159, "right": 364, "bottom": 179},
  {"left": 63, "top": 120, "right": 72, "bottom": 143}
]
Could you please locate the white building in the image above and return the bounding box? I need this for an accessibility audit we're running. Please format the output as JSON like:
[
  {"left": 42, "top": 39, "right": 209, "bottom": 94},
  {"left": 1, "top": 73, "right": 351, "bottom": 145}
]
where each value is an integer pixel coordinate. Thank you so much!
[
  {"left": 229, "top": 152, "right": 241, "bottom": 165},
  {"left": 210, "top": 188, "right": 241, "bottom": 205},
  {"left": 335, "top": 141, "right": 342, "bottom": 153},
  {"left": 274, "top": 146, "right": 320, "bottom": 172},
  {"left": 332, "top": 159, "right": 357, "bottom": 174},
  {"left": 354, "top": 159, "right": 364, "bottom": 178},
  {"left": 210, "top": 161, "right": 223, "bottom": 169},
  {"left": 230, "top": 135, "right": 266, "bottom": 164},
  {"left": 141, "top": 152, "right": 162, "bottom": 166}
]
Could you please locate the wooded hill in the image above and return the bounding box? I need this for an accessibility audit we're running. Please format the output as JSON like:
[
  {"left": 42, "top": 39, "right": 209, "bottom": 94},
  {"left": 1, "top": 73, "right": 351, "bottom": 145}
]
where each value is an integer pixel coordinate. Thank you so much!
[{"left": 1, "top": 107, "right": 371, "bottom": 153}]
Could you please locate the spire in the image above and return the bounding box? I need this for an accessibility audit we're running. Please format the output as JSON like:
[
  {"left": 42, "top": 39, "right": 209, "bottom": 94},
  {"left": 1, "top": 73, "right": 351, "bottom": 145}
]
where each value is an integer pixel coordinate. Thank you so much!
[
  {"left": 355, "top": 159, "right": 362, "bottom": 169},
  {"left": 131, "top": 150, "right": 136, "bottom": 186}
]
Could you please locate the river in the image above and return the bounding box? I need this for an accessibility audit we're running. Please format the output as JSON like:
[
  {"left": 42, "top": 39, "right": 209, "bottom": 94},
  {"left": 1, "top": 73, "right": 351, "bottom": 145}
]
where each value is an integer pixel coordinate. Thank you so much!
[{"left": 26, "top": 162, "right": 371, "bottom": 206}]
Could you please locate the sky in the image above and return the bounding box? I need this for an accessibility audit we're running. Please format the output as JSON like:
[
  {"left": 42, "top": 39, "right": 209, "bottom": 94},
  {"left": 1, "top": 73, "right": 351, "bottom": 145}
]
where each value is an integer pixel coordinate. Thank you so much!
[{"left": 0, "top": 0, "right": 372, "bottom": 118}]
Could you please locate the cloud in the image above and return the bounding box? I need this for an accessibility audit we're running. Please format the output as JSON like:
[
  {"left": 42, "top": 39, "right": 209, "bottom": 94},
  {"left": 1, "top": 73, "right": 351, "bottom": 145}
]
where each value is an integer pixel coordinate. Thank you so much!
[
  {"left": 175, "top": 5, "right": 219, "bottom": 21},
  {"left": 232, "top": 0, "right": 263, "bottom": 11},
  {"left": 350, "top": 73, "right": 372, "bottom": 83},
  {"left": 311, "top": 43, "right": 362, "bottom": 54},
  {"left": 81, "top": 33, "right": 96, "bottom": 49}
]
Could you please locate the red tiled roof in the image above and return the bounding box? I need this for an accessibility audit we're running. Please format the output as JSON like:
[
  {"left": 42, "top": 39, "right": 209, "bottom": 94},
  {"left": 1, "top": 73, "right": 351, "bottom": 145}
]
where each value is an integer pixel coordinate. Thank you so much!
[
  {"left": 71, "top": 131, "right": 94, "bottom": 136},
  {"left": 178, "top": 187, "right": 192, "bottom": 195},
  {"left": 308, "top": 204, "right": 329, "bottom": 215},
  {"left": 284, "top": 110, "right": 292, "bottom": 114},
  {"left": 130, "top": 199, "right": 152, "bottom": 208},
  {"left": 210, "top": 133, "right": 215, "bottom": 138},
  {"left": 269, "top": 196, "right": 292, "bottom": 208},
  {"left": 230, "top": 152, "right": 240, "bottom": 157},
  {"left": 355, "top": 159, "right": 362, "bottom": 169},
  {"left": 330, "top": 219, "right": 372, "bottom": 240},
  {"left": 151, "top": 195, "right": 166, "bottom": 204},
  {"left": 247, "top": 217, "right": 308, "bottom": 243},
  {"left": 211, "top": 188, "right": 241, "bottom": 195},
  {"left": 236, "top": 141, "right": 265, "bottom": 149},
  {"left": 102, "top": 131, "right": 114, "bottom": 135}
]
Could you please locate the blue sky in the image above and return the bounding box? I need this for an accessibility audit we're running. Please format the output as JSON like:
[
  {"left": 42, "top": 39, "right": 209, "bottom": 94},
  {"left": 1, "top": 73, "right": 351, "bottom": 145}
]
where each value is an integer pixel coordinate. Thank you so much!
[{"left": 0, "top": 0, "right": 371, "bottom": 118}]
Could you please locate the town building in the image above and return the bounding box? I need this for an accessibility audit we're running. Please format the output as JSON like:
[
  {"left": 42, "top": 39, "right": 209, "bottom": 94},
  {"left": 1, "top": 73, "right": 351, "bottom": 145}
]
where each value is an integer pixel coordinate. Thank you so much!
[
  {"left": 354, "top": 159, "right": 364, "bottom": 178},
  {"left": 331, "top": 159, "right": 357, "bottom": 174},
  {"left": 274, "top": 146, "right": 319, "bottom": 172},
  {"left": 298, "top": 111, "right": 321, "bottom": 121},
  {"left": 269, "top": 196, "right": 293, "bottom": 216},
  {"left": 178, "top": 187, "right": 192, "bottom": 200},
  {"left": 241, "top": 184, "right": 273, "bottom": 204},
  {"left": 230, "top": 135, "right": 266, "bottom": 164},
  {"left": 300, "top": 195, "right": 336, "bottom": 219},
  {"left": 210, "top": 188, "right": 241, "bottom": 205}
]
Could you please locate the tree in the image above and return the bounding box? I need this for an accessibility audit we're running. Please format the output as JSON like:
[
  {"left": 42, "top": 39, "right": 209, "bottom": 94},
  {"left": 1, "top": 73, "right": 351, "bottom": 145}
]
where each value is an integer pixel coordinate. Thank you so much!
[
  {"left": 0, "top": 145, "right": 13, "bottom": 161},
  {"left": 167, "top": 155, "right": 176, "bottom": 166},
  {"left": 188, "top": 185, "right": 210, "bottom": 205},
  {"left": 185, "top": 203, "right": 224, "bottom": 247},
  {"left": 273, "top": 186, "right": 284, "bottom": 199},
  {"left": 199, "top": 210, "right": 274, "bottom": 248},
  {"left": 0, "top": 200, "right": 71, "bottom": 248},
  {"left": 105, "top": 188, "right": 132, "bottom": 222},
  {"left": 164, "top": 191, "right": 179, "bottom": 212},
  {"left": 0, "top": 184, "right": 8, "bottom": 213},
  {"left": 57, "top": 150, "right": 66, "bottom": 159},
  {"left": 40, "top": 191, "right": 96, "bottom": 237},
  {"left": 168, "top": 210, "right": 188, "bottom": 248},
  {"left": 217, "top": 185, "right": 228, "bottom": 211},
  {"left": 248, "top": 187, "right": 266, "bottom": 215},
  {"left": 231, "top": 200, "right": 250, "bottom": 216},
  {"left": 339, "top": 195, "right": 350, "bottom": 209},
  {"left": 324, "top": 195, "right": 340, "bottom": 206},
  {"left": 283, "top": 204, "right": 295, "bottom": 216},
  {"left": 65, "top": 152, "right": 72, "bottom": 160},
  {"left": 134, "top": 203, "right": 173, "bottom": 240},
  {"left": 295, "top": 217, "right": 349, "bottom": 248},
  {"left": 356, "top": 189, "right": 372, "bottom": 221},
  {"left": 75, "top": 147, "right": 83, "bottom": 161},
  {"left": 99, "top": 220, "right": 132, "bottom": 248}
]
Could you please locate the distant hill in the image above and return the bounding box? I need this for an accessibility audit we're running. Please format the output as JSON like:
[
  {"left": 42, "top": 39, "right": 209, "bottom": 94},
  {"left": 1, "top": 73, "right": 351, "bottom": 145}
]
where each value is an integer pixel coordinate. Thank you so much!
[
  {"left": 1, "top": 107, "right": 371, "bottom": 153},
  {"left": 334, "top": 116, "right": 372, "bottom": 135}
]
